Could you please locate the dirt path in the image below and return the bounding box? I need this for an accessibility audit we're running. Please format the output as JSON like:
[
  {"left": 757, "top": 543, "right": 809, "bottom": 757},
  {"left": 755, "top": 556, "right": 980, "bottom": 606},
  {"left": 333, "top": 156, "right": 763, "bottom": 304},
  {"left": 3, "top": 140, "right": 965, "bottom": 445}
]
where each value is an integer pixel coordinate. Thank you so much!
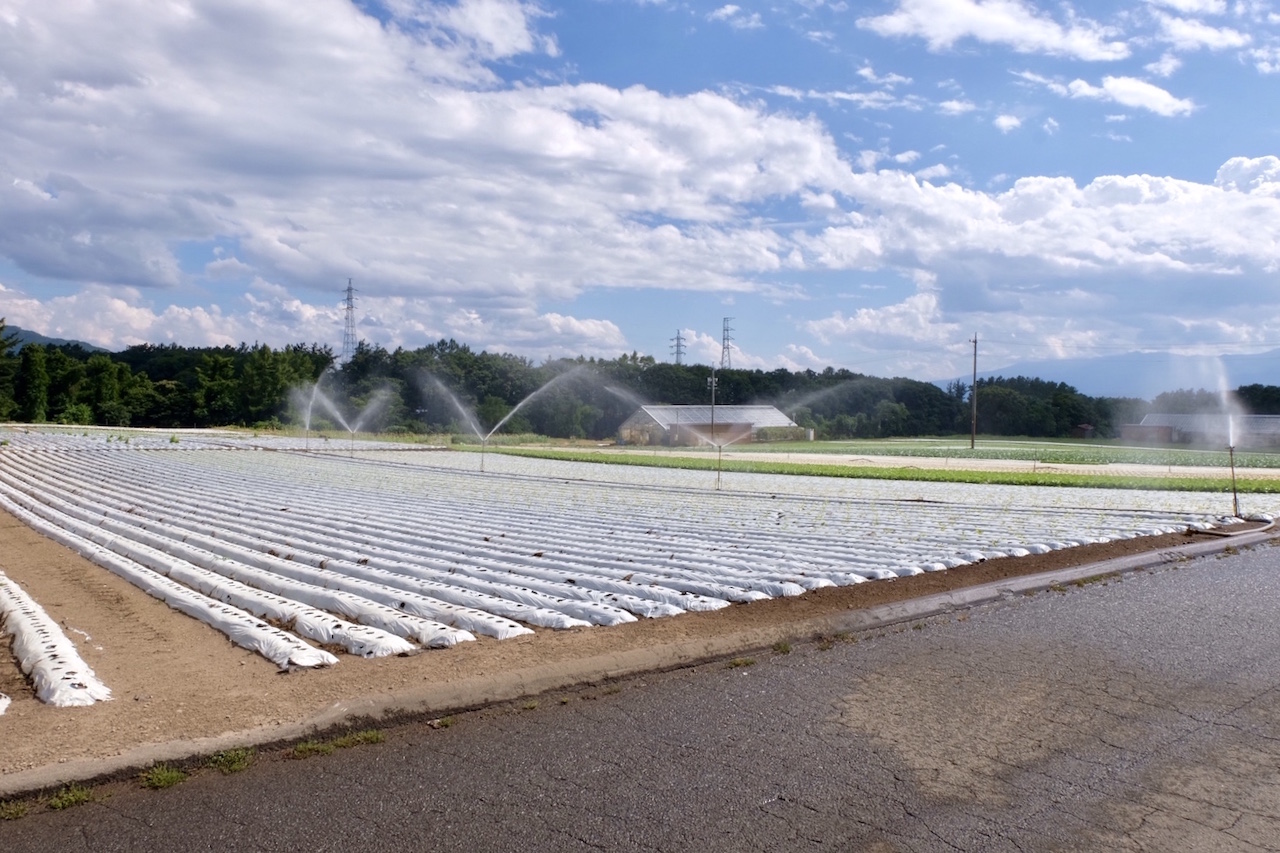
[{"left": 0, "top": 497, "right": 1235, "bottom": 782}]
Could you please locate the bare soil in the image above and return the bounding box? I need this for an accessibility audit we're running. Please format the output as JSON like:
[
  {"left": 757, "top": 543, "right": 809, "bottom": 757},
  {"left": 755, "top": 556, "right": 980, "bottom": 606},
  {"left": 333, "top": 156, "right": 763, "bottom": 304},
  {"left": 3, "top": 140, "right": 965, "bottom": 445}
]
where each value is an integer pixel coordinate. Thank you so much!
[{"left": 0, "top": 505, "right": 1237, "bottom": 778}]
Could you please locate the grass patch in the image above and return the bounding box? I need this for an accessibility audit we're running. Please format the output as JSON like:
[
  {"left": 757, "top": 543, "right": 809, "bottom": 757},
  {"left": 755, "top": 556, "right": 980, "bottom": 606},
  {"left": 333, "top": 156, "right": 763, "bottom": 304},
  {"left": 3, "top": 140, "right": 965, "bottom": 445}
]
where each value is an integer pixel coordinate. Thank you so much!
[
  {"left": 47, "top": 785, "right": 92, "bottom": 810},
  {"left": 290, "top": 740, "right": 335, "bottom": 759},
  {"left": 0, "top": 800, "right": 29, "bottom": 821},
  {"left": 727, "top": 657, "right": 756, "bottom": 669},
  {"left": 208, "top": 748, "right": 255, "bottom": 774},
  {"left": 141, "top": 764, "right": 187, "bottom": 790},
  {"left": 522, "top": 700, "right": 539, "bottom": 711},
  {"left": 772, "top": 641, "right": 792, "bottom": 654},
  {"left": 491, "top": 446, "right": 1280, "bottom": 492},
  {"left": 428, "top": 716, "right": 456, "bottom": 729},
  {"left": 331, "top": 729, "right": 385, "bottom": 749}
]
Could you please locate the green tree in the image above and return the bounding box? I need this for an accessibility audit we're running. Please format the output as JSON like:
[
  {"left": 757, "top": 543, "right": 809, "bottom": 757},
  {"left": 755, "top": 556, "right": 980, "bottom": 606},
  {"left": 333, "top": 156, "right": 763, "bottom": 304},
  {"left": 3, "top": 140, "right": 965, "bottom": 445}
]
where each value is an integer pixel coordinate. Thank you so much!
[
  {"left": 16, "top": 343, "right": 50, "bottom": 422},
  {"left": 0, "top": 317, "right": 17, "bottom": 420},
  {"left": 84, "top": 354, "right": 131, "bottom": 425},
  {"left": 194, "top": 354, "right": 239, "bottom": 425}
]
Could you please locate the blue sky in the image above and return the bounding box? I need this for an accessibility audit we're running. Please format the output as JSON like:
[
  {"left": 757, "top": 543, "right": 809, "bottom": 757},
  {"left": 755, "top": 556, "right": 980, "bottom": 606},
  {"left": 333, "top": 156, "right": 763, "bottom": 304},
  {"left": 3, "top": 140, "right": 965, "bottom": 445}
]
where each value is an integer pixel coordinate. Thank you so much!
[{"left": 2, "top": 0, "right": 1280, "bottom": 392}]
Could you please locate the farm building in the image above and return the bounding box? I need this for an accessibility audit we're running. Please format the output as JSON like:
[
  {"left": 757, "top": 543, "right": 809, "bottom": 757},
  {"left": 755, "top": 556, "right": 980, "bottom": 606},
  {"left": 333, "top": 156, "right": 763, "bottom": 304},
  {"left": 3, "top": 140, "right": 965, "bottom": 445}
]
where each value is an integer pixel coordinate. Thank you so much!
[
  {"left": 1121, "top": 413, "right": 1280, "bottom": 448},
  {"left": 617, "top": 405, "right": 804, "bottom": 446}
]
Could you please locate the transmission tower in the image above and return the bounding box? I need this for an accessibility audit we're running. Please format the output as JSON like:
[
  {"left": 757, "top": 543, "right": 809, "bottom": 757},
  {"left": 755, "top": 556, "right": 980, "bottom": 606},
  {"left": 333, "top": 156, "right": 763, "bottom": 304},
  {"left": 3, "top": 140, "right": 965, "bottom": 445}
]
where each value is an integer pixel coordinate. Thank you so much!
[
  {"left": 670, "top": 329, "right": 686, "bottom": 365},
  {"left": 341, "top": 279, "right": 358, "bottom": 363},
  {"left": 720, "top": 317, "right": 734, "bottom": 370}
]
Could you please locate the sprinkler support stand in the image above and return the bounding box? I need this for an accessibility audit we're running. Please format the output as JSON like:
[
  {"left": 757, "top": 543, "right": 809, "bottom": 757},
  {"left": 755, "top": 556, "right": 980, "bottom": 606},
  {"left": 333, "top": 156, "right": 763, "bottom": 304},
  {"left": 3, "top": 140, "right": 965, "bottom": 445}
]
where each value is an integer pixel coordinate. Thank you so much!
[{"left": 1229, "top": 444, "right": 1240, "bottom": 518}]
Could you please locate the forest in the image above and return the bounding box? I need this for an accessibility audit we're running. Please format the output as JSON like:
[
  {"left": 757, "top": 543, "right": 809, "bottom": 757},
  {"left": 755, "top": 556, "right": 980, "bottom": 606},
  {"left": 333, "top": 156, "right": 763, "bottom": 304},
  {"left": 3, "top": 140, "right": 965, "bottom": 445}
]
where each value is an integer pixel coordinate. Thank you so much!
[{"left": 1, "top": 317, "right": 1275, "bottom": 441}]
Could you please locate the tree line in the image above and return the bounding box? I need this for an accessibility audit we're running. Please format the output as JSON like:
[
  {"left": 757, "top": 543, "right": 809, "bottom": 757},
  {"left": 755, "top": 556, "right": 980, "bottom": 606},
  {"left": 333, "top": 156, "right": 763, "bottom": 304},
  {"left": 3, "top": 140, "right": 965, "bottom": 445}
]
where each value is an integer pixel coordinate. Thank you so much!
[{"left": 1, "top": 317, "right": 1273, "bottom": 440}]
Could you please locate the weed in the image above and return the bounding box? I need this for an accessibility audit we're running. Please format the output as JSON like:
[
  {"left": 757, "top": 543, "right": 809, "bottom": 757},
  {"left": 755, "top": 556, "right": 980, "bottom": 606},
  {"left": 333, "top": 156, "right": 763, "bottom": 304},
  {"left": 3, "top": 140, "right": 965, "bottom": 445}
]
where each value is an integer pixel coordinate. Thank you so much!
[
  {"left": 0, "top": 800, "right": 28, "bottom": 820},
  {"left": 141, "top": 764, "right": 187, "bottom": 790},
  {"left": 427, "top": 716, "right": 456, "bottom": 729},
  {"left": 47, "top": 785, "right": 92, "bottom": 810},
  {"left": 1050, "top": 584, "right": 1067, "bottom": 593},
  {"left": 911, "top": 622, "right": 923, "bottom": 631},
  {"left": 559, "top": 697, "right": 571, "bottom": 705},
  {"left": 601, "top": 686, "right": 622, "bottom": 696},
  {"left": 290, "top": 740, "right": 335, "bottom": 759},
  {"left": 522, "top": 700, "right": 539, "bottom": 711},
  {"left": 772, "top": 641, "right": 792, "bottom": 655},
  {"left": 169, "top": 435, "right": 180, "bottom": 444},
  {"left": 816, "top": 639, "right": 835, "bottom": 651},
  {"left": 208, "top": 748, "right": 255, "bottom": 774},
  {"left": 331, "top": 730, "right": 385, "bottom": 749},
  {"left": 727, "top": 657, "right": 756, "bottom": 669}
]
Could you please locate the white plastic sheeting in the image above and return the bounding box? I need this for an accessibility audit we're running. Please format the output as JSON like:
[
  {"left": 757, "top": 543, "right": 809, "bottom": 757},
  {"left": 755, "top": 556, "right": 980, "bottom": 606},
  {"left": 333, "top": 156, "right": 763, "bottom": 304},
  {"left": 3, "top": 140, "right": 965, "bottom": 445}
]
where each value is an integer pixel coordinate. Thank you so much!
[
  {"left": 0, "top": 570, "right": 112, "bottom": 707},
  {"left": 0, "top": 427, "right": 1261, "bottom": 671},
  {"left": 0, "top": 693, "right": 10, "bottom": 715},
  {"left": 0, "top": 494, "right": 337, "bottom": 670}
]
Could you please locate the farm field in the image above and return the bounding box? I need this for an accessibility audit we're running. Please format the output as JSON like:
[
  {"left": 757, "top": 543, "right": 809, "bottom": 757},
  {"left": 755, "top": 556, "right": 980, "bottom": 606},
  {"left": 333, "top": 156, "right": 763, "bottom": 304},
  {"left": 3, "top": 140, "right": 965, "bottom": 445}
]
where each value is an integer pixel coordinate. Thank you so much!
[
  {"left": 708, "top": 436, "right": 1280, "bottom": 468},
  {"left": 0, "top": 425, "right": 1272, "bottom": 778}
]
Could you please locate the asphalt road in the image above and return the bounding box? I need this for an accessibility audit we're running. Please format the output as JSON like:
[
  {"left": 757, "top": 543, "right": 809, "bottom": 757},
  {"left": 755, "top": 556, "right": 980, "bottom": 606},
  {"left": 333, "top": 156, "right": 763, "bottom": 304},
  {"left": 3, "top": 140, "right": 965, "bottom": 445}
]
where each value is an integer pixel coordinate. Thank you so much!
[{"left": 4, "top": 544, "right": 1280, "bottom": 852}]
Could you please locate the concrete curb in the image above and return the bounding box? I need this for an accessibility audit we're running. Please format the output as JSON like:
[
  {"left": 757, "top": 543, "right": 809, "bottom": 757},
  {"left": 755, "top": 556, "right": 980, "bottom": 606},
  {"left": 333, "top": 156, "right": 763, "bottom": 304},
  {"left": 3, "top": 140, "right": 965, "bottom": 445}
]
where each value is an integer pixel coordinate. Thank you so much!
[{"left": 2, "top": 530, "right": 1274, "bottom": 799}]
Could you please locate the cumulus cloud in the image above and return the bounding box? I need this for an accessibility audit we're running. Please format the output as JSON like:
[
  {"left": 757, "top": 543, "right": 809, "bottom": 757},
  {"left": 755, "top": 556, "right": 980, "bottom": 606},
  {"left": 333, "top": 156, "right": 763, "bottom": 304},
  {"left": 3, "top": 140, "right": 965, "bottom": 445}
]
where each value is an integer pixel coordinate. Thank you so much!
[
  {"left": 1154, "top": 12, "right": 1250, "bottom": 50},
  {"left": 1145, "top": 0, "right": 1227, "bottom": 14},
  {"left": 915, "top": 163, "right": 951, "bottom": 180},
  {"left": 938, "top": 98, "right": 977, "bottom": 115},
  {"left": 1145, "top": 52, "right": 1183, "bottom": 76},
  {"left": 707, "top": 4, "right": 764, "bottom": 29},
  {"left": 857, "top": 0, "right": 1129, "bottom": 61},
  {"left": 4, "top": 0, "right": 1280, "bottom": 377},
  {"left": 1018, "top": 71, "right": 1195, "bottom": 116},
  {"left": 805, "top": 292, "right": 960, "bottom": 346},
  {"left": 994, "top": 114, "right": 1022, "bottom": 132}
]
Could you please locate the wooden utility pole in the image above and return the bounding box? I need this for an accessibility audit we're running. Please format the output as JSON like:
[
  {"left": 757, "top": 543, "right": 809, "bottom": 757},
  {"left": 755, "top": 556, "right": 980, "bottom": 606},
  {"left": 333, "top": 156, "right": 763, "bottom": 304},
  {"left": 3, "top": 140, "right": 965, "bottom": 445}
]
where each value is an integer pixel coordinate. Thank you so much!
[{"left": 970, "top": 333, "right": 978, "bottom": 450}]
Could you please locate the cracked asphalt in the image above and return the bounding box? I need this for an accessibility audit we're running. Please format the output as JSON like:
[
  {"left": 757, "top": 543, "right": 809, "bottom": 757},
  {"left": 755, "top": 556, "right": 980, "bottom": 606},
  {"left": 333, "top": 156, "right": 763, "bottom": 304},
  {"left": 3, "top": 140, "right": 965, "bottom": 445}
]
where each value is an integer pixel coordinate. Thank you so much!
[{"left": 4, "top": 544, "right": 1280, "bottom": 852}]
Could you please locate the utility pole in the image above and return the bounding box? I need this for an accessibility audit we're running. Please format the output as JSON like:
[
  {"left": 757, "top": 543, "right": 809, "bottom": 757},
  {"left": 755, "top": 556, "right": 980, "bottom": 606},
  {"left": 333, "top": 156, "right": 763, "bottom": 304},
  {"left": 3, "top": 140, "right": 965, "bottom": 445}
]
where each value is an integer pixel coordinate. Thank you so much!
[
  {"left": 671, "top": 330, "right": 686, "bottom": 365},
  {"left": 720, "top": 317, "right": 734, "bottom": 370},
  {"left": 969, "top": 333, "right": 978, "bottom": 450},
  {"left": 341, "top": 279, "right": 358, "bottom": 363},
  {"left": 708, "top": 367, "right": 721, "bottom": 490}
]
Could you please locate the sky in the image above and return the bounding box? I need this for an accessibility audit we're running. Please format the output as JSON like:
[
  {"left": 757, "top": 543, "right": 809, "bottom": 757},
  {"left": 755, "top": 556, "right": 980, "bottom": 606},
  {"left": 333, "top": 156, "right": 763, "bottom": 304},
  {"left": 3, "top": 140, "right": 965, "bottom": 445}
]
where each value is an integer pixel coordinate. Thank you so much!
[{"left": 2, "top": 0, "right": 1280, "bottom": 392}]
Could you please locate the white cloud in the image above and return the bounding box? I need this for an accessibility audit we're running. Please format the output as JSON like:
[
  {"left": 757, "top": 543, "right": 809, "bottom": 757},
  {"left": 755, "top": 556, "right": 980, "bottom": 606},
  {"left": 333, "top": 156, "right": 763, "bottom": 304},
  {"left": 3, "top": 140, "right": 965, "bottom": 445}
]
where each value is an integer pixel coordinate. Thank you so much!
[
  {"left": 1019, "top": 71, "right": 1196, "bottom": 116},
  {"left": 805, "top": 292, "right": 959, "bottom": 346},
  {"left": 775, "top": 87, "right": 926, "bottom": 110},
  {"left": 1042, "top": 117, "right": 1059, "bottom": 134},
  {"left": 857, "top": 65, "right": 912, "bottom": 86},
  {"left": 994, "top": 114, "right": 1022, "bottom": 132},
  {"left": 937, "top": 98, "right": 977, "bottom": 115},
  {"left": 894, "top": 150, "right": 922, "bottom": 164},
  {"left": 1154, "top": 12, "right": 1250, "bottom": 50},
  {"left": 707, "top": 4, "right": 764, "bottom": 29},
  {"left": 1065, "top": 76, "right": 1195, "bottom": 116},
  {"left": 1250, "top": 45, "right": 1280, "bottom": 73},
  {"left": 915, "top": 163, "right": 951, "bottom": 180},
  {"left": 857, "top": 0, "right": 1130, "bottom": 61},
  {"left": 1145, "top": 52, "right": 1183, "bottom": 76},
  {"left": 1145, "top": 0, "right": 1227, "bottom": 13}
]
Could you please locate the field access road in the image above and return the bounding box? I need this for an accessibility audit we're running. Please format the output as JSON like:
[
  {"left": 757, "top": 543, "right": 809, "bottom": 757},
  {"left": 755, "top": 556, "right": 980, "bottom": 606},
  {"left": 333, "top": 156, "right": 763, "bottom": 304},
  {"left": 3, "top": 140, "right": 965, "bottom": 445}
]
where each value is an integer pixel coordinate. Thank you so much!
[{"left": 5, "top": 544, "right": 1280, "bottom": 851}]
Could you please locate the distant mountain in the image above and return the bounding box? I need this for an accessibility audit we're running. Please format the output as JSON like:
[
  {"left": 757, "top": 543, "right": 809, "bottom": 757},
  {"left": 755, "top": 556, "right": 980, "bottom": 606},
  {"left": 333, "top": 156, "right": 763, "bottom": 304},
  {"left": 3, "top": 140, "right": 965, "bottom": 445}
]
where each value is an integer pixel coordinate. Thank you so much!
[
  {"left": 5, "top": 325, "right": 108, "bottom": 353},
  {"left": 970, "top": 350, "right": 1280, "bottom": 400}
]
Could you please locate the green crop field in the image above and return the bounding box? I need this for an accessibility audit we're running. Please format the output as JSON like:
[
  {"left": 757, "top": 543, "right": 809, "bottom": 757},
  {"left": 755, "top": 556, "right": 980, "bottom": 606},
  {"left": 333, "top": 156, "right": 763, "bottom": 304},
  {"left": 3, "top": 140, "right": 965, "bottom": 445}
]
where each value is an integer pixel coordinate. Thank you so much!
[
  {"left": 688, "top": 437, "right": 1280, "bottom": 469},
  {"left": 489, "top": 442, "right": 1280, "bottom": 493}
]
